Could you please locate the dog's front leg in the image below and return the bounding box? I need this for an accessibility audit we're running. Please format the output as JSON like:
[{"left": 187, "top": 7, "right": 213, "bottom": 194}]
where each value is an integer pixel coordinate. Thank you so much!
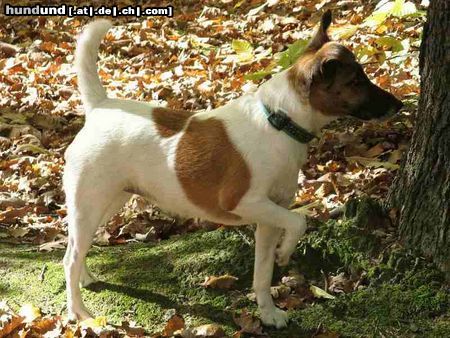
[
  {"left": 242, "top": 199, "right": 306, "bottom": 268},
  {"left": 254, "top": 224, "right": 288, "bottom": 328},
  {"left": 275, "top": 214, "right": 306, "bottom": 266}
]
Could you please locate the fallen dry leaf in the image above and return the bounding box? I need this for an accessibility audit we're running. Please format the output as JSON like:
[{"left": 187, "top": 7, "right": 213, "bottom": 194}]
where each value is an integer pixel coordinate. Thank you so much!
[
  {"left": 0, "top": 315, "right": 25, "bottom": 336},
  {"left": 313, "top": 329, "right": 340, "bottom": 338},
  {"left": 310, "top": 285, "right": 336, "bottom": 300},
  {"left": 233, "top": 309, "right": 264, "bottom": 336},
  {"left": 191, "top": 323, "right": 226, "bottom": 337},
  {"left": 270, "top": 285, "right": 291, "bottom": 299},
  {"left": 0, "top": 302, "right": 25, "bottom": 337},
  {"left": 80, "top": 316, "right": 107, "bottom": 329},
  {"left": 163, "top": 314, "right": 185, "bottom": 337},
  {"left": 388, "top": 149, "right": 403, "bottom": 163},
  {"left": 120, "top": 321, "right": 146, "bottom": 337},
  {"left": 364, "top": 143, "right": 385, "bottom": 158},
  {"left": 31, "top": 316, "right": 59, "bottom": 334},
  {"left": 18, "top": 303, "right": 41, "bottom": 323},
  {"left": 39, "top": 239, "right": 66, "bottom": 252},
  {"left": 0, "top": 206, "right": 31, "bottom": 223},
  {"left": 7, "top": 227, "right": 30, "bottom": 238},
  {"left": 346, "top": 156, "right": 400, "bottom": 170},
  {"left": 201, "top": 274, "right": 238, "bottom": 289},
  {"left": 276, "top": 294, "right": 306, "bottom": 310},
  {"left": 328, "top": 273, "right": 355, "bottom": 294}
]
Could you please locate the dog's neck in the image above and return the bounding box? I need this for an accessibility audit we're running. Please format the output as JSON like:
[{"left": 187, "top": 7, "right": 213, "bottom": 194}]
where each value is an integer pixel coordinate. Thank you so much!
[{"left": 255, "top": 69, "right": 336, "bottom": 135}]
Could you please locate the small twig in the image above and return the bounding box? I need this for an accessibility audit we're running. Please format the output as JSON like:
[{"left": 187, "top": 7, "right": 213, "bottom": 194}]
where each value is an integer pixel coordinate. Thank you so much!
[
  {"left": 361, "top": 51, "right": 419, "bottom": 66},
  {"left": 39, "top": 264, "right": 47, "bottom": 282},
  {"left": 236, "top": 229, "right": 254, "bottom": 246},
  {"left": 314, "top": 323, "right": 324, "bottom": 336},
  {"left": 321, "top": 269, "right": 329, "bottom": 292},
  {"left": 329, "top": 205, "right": 345, "bottom": 219},
  {"left": 329, "top": 173, "right": 341, "bottom": 197}
]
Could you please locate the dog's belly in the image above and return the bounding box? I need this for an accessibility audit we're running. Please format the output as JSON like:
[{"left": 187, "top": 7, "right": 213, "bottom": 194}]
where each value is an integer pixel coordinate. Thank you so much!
[
  {"left": 129, "top": 170, "right": 196, "bottom": 219},
  {"left": 129, "top": 175, "right": 247, "bottom": 225}
]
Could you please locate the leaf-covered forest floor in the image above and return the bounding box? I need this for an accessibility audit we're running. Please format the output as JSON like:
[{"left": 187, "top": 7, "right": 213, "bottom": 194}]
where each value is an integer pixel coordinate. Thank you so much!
[
  {"left": 0, "top": 0, "right": 449, "bottom": 337},
  {"left": 1, "top": 210, "right": 450, "bottom": 337}
]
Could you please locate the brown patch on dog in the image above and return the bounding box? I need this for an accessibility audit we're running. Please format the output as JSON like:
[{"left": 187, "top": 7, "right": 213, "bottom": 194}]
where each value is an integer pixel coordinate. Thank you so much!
[
  {"left": 288, "top": 10, "right": 403, "bottom": 119},
  {"left": 152, "top": 107, "right": 195, "bottom": 138},
  {"left": 286, "top": 9, "right": 335, "bottom": 96},
  {"left": 287, "top": 51, "right": 317, "bottom": 103},
  {"left": 288, "top": 10, "right": 364, "bottom": 116},
  {"left": 289, "top": 42, "right": 367, "bottom": 116},
  {"left": 176, "top": 117, "right": 251, "bottom": 221},
  {"left": 309, "top": 43, "right": 361, "bottom": 116}
]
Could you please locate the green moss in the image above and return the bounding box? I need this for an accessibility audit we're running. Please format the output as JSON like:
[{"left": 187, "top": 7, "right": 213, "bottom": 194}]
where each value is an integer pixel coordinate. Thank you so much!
[
  {"left": 280, "top": 279, "right": 449, "bottom": 337},
  {"left": 0, "top": 229, "right": 254, "bottom": 334},
  {"left": 0, "top": 220, "right": 449, "bottom": 337},
  {"left": 295, "top": 218, "right": 378, "bottom": 277},
  {"left": 431, "top": 316, "right": 450, "bottom": 338}
]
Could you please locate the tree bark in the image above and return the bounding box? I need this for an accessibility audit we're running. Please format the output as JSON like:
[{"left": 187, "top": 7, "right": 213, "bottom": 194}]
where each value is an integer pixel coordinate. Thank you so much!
[{"left": 387, "top": 0, "right": 450, "bottom": 275}]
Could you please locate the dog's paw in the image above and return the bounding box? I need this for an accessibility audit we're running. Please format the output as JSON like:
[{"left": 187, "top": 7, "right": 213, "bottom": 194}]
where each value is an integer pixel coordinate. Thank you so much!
[
  {"left": 260, "top": 307, "right": 289, "bottom": 328},
  {"left": 275, "top": 247, "right": 292, "bottom": 267},
  {"left": 68, "top": 306, "right": 93, "bottom": 322}
]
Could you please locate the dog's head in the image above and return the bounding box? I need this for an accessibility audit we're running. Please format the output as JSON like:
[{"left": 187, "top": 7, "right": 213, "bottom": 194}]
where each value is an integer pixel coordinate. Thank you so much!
[{"left": 289, "top": 10, "right": 403, "bottom": 120}]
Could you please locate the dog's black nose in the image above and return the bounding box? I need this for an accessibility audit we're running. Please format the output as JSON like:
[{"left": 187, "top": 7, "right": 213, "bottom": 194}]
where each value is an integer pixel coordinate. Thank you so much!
[
  {"left": 387, "top": 98, "right": 403, "bottom": 116},
  {"left": 395, "top": 99, "right": 403, "bottom": 112}
]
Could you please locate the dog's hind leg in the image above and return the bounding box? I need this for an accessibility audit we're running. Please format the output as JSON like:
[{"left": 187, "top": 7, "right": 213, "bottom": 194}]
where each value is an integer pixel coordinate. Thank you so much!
[
  {"left": 63, "top": 173, "right": 130, "bottom": 320},
  {"left": 79, "top": 192, "right": 131, "bottom": 287}
]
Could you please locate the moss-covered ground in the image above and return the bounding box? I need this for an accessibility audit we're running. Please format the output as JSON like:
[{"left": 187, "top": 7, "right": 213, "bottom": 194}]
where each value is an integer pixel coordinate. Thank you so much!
[{"left": 1, "top": 202, "right": 449, "bottom": 337}]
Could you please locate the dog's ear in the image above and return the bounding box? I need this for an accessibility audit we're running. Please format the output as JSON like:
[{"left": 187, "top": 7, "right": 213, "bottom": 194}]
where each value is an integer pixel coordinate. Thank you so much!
[
  {"left": 306, "top": 10, "right": 332, "bottom": 51},
  {"left": 319, "top": 58, "right": 341, "bottom": 85},
  {"left": 306, "top": 46, "right": 350, "bottom": 91},
  {"left": 305, "top": 58, "right": 340, "bottom": 90}
]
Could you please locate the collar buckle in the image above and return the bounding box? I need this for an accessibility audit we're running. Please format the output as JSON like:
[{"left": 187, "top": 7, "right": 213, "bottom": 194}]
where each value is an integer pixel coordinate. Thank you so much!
[
  {"left": 267, "top": 110, "right": 291, "bottom": 130},
  {"left": 260, "top": 102, "right": 317, "bottom": 144}
]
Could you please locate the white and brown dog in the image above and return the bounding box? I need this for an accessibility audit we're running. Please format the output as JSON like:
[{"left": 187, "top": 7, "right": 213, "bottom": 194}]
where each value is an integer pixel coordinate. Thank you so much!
[{"left": 63, "top": 11, "right": 402, "bottom": 328}]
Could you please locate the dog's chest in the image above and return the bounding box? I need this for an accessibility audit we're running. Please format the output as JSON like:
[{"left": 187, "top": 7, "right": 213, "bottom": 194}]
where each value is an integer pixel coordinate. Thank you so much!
[{"left": 268, "top": 149, "right": 306, "bottom": 204}]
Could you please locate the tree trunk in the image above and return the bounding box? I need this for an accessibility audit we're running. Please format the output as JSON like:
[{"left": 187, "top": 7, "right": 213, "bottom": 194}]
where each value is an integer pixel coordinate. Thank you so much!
[{"left": 387, "top": 0, "right": 450, "bottom": 275}]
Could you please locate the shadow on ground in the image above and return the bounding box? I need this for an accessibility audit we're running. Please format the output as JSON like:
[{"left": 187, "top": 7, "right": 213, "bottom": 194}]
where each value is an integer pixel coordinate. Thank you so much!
[{"left": 1, "top": 222, "right": 449, "bottom": 337}]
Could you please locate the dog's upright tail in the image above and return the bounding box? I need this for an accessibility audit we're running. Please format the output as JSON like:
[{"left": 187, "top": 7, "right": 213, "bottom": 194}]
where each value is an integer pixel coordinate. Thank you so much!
[{"left": 75, "top": 19, "right": 112, "bottom": 113}]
